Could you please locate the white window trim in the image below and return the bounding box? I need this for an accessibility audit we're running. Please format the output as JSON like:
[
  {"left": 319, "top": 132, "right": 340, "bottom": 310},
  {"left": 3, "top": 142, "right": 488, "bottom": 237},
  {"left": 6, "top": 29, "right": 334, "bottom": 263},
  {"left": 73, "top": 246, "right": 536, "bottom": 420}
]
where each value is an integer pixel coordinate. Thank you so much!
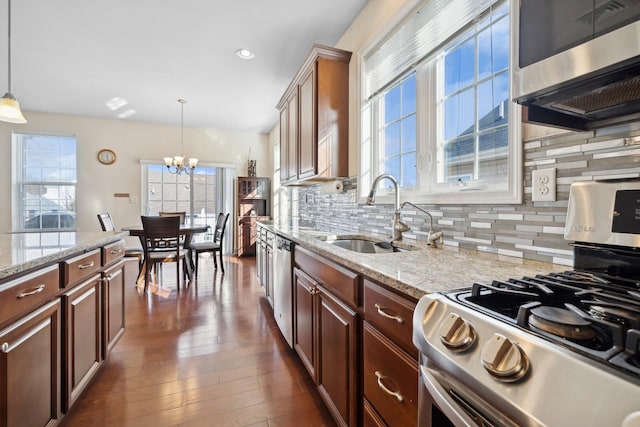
[{"left": 357, "top": 0, "right": 522, "bottom": 205}]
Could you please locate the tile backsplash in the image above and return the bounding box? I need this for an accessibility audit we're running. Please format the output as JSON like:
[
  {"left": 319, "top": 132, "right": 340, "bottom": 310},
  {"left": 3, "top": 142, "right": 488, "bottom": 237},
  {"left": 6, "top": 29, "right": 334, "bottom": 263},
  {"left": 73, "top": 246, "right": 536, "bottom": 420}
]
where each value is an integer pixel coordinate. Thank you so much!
[{"left": 281, "top": 124, "right": 640, "bottom": 266}]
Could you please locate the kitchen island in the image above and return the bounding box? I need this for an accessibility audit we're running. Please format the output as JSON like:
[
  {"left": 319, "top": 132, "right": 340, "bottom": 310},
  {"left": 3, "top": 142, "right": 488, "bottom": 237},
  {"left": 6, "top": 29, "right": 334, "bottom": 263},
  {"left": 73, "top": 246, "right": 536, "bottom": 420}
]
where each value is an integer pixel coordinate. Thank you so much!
[
  {"left": 257, "top": 221, "right": 569, "bottom": 427},
  {"left": 0, "top": 230, "right": 128, "bottom": 427}
]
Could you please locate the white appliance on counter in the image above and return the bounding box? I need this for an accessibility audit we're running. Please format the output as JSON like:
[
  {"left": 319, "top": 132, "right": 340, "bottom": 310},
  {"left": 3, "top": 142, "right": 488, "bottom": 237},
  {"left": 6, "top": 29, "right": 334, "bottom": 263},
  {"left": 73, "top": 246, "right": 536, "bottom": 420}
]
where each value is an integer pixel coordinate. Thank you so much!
[
  {"left": 413, "top": 179, "right": 640, "bottom": 426},
  {"left": 273, "top": 236, "right": 294, "bottom": 348}
]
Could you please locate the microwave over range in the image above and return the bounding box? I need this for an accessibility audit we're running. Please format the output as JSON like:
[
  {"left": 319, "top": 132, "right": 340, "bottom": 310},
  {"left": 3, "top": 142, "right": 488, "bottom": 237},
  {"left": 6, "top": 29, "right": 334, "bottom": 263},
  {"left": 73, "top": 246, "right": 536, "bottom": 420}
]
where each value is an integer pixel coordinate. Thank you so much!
[{"left": 513, "top": 0, "right": 640, "bottom": 131}]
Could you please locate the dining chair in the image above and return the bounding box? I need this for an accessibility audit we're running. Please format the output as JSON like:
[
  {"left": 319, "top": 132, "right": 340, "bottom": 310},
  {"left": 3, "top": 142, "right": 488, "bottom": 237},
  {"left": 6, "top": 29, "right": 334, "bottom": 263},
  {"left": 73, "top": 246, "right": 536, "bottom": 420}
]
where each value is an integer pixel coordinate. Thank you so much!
[
  {"left": 97, "top": 213, "right": 144, "bottom": 279},
  {"left": 140, "top": 215, "right": 189, "bottom": 292},
  {"left": 190, "top": 212, "right": 230, "bottom": 276}
]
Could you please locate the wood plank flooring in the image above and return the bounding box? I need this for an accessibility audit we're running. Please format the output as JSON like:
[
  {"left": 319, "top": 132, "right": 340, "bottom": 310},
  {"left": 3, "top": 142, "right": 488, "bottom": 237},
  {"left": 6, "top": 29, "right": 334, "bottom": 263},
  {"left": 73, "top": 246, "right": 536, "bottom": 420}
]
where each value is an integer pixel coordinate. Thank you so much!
[{"left": 60, "top": 255, "right": 335, "bottom": 427}]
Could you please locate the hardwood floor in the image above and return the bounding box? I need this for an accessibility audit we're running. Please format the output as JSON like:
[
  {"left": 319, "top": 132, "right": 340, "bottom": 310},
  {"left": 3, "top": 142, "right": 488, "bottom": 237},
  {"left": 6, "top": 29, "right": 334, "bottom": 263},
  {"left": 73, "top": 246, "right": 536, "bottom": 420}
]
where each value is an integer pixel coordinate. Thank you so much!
[{"left": 60, "top": 255, "right": 335, "bottom": 427}]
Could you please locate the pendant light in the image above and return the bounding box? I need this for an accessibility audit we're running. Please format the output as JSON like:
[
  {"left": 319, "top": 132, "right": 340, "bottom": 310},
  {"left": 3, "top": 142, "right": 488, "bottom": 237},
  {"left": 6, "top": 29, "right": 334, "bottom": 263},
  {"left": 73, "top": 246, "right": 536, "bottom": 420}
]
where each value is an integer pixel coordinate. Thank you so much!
[
  {"left": 0, "top": 0, "right": 27, "bottom": 124},
  {"left": 164, "top": 99, "right": 198, "bottom": 174}
]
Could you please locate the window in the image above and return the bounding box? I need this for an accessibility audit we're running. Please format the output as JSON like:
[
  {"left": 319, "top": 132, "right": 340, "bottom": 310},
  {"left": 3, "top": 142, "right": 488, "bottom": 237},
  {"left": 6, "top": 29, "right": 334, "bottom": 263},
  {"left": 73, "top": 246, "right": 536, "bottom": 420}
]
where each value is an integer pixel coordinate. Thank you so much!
[
  {"left": 141, "top": 162, "right": 235, "bottom": 250},
  {"left": 13, "top": 133, "right": 77, "bottom": 231},
  {"left": 361, "top": 0, "right": 521, "bottom": 204}
]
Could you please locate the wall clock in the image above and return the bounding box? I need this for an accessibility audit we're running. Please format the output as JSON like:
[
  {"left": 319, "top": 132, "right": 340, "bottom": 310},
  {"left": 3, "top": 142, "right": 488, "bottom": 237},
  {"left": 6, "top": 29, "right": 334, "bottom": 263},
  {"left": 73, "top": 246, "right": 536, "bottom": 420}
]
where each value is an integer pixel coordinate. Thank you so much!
[{"left": 97, "top": 149, "right": 116, "bottom": 165}]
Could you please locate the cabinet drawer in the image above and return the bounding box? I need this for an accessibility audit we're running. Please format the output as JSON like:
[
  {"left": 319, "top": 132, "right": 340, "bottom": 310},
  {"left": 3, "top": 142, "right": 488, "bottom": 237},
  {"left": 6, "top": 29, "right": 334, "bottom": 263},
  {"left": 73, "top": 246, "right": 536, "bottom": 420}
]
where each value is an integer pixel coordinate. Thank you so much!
[
  {"left": 62, "top": 249, "right": 101, "bottom": 287},
  {"left": 295, "top": 245, "right": 359, "bottom": 307},
  {"left": 363, "top": 322, "right": 418, "bottom": 427},
  {"left": 363, "top": 279, "right": 417, "bottom": 357},
  {"left": 0, "top": 265, "right": 60, "bottom": 326},
  {"left": 102, "top": 240, "right": 126, "bottom": 266}
]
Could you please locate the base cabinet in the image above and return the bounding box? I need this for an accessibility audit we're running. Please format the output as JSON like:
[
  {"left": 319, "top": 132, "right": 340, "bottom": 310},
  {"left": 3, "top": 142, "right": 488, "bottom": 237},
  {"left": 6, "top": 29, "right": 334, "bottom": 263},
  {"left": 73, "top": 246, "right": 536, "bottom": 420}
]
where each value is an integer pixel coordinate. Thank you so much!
[
  {"left": 0, "top": 300, "right": 61, "bottom": 427},
  {"left": 103, "top": 260, "right": 125, "bottom": 357},
  {"left": 293, "top": 246, "right": 359, "bottom": 427},
  {"left": 62, "top": 274, "right": 103, "bottom": 411}
]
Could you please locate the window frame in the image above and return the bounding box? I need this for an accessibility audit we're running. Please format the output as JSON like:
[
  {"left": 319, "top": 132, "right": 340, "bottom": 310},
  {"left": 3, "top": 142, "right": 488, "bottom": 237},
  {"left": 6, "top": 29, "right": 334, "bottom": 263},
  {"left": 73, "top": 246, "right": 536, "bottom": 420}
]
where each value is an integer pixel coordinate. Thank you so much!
[
  {"left": 12, "top": 131, "right": 78, "bottom": 232},
  {"left": 358, "top": 0, "right": 522, "bottom": 205}
]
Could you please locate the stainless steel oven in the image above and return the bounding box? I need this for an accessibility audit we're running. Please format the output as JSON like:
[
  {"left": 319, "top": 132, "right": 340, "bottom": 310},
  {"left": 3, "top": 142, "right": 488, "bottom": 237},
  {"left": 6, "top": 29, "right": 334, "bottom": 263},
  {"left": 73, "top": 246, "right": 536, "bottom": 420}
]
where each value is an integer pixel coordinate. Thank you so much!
[{"left": 413, "top": 179, "right": 640, "bottom": 427}]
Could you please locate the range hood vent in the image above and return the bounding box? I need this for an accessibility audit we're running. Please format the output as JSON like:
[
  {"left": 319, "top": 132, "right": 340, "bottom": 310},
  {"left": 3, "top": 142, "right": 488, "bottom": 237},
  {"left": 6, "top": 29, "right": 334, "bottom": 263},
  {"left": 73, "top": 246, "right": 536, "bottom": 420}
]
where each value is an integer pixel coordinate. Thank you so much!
[{"left": 520, "top": 61, "right": 640, "bottom": 131}]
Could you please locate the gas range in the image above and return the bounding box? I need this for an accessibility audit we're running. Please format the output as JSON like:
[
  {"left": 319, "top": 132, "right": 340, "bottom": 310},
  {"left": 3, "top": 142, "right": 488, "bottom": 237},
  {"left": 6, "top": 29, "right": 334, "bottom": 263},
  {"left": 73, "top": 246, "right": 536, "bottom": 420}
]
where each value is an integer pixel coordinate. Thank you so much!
[{"left": 413, "top": 179, "right": 640, "bottom": 427}]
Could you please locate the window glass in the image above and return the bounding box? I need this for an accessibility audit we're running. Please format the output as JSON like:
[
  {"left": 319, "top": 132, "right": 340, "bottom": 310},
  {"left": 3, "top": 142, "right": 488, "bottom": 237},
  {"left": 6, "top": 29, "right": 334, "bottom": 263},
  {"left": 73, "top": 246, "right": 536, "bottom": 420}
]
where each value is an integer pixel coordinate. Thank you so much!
[
  {"left": 14, "top": 133, "right": 77, "bottom": 231},
  {"left": 439, "top": 6, "right": 510, "bottom": 185},
  {"left": 380, "top": 73, "right": 417, "bottom": 189}
]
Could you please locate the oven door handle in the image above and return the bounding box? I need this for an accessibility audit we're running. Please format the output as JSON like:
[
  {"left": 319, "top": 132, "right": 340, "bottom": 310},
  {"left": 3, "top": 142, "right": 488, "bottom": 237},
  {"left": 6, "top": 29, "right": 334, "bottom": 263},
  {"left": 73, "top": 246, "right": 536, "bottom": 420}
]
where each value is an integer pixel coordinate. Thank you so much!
[{"left": 421, "top": 366, "right": 485, "bottom": 427}]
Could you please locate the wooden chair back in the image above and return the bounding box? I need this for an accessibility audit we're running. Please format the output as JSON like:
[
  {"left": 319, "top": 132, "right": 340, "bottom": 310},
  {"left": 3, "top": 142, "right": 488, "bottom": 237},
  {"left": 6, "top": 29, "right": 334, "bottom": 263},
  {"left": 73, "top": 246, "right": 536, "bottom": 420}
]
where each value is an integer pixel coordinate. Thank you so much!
[
  {"left": 141, "top": 215, "right": 181, "bottom": 253},
  {"left": 159, "top": 211, "right": 186, "bottom": 224}
]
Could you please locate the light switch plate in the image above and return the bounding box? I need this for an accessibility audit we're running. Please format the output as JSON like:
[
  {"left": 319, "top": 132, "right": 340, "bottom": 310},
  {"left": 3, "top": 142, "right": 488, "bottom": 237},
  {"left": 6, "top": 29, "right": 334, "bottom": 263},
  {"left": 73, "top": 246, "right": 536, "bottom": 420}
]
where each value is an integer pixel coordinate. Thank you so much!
[{"left": 532, "top": 168, "right": 556, "bottom": 202}]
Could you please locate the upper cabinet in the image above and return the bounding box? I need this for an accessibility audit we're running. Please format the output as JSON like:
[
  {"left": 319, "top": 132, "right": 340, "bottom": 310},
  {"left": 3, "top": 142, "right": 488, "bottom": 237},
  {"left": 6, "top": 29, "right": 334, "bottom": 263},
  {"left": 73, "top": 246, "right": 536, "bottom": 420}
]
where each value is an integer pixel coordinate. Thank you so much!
[{"left": 277, "top": 44, "right": 351, "bottom": 184}]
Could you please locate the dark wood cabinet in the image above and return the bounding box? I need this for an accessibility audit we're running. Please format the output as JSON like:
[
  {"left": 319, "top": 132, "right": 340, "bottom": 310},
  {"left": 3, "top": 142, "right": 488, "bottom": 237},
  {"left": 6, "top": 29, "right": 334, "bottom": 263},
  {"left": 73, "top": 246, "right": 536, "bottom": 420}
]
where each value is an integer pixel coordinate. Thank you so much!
[
  {"left": 0, "top": 238, "right": 126, "bottom": 426},
  {"left": 293, "top": 246, "right": 360, "bottom": 427},
  {"left": 362, "top": 279, "right": 418, "bottom": 427},
  {"left": 62, "top": 273, "right": 102, "bottom": 411},
  {"left": 102, "top": 259, "right": 125, "bottom": 357},
  {"left": 277, "top": 44, "right": 351, "bottom": 184},
  {"left": 0, "top": 299, "right": 61, "bottom": 427},
  {"left": 237, "top": 177, "right": 270, "bottom": 257},
  {"left": 293, "top": 267, "right": 316, "bottom": 379},
  {"left": 317, "top": 286, "right": 358, "bottom": 427},
  {"left": 256, "top": 225, "right": 275, "bottom": 306}
]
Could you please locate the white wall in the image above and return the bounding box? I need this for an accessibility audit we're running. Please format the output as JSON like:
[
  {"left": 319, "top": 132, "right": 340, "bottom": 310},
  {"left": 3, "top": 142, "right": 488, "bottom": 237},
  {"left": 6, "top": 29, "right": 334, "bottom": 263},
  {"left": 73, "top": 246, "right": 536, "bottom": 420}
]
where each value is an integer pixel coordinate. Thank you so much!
[{"left": 0, "top": 111, "right": 270, "bottom": 234}]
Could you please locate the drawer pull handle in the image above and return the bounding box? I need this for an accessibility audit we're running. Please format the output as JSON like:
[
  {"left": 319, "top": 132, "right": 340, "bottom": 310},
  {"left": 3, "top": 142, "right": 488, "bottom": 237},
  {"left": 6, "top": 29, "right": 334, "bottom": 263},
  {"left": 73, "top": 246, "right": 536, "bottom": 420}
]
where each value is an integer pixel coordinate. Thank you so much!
[
  {"left": 374, "top": 371, "right": 404, "bottom": 402},
  {"left": 375, "top": 303, "right": 403, "bottom": 323},
  {"left": 109, "top": 249, "right": 123, "bottom": 254},
  {"left": 78, "top": 261, "right": 95, "bottom": 270},
  {"left": 16, "top": 284, "right": 46, "bottom": 299},
  {"left": 1, "top": 342, "right": 8, "bottom": 353}
]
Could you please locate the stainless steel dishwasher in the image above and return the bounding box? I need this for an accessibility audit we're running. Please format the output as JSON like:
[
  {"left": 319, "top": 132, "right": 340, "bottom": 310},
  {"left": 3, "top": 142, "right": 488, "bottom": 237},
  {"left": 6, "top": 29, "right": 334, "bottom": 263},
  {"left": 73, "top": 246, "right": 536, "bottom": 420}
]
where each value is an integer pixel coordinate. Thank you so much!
[{"left": 273, "top": 236, "right": 294, "bottom": 348}]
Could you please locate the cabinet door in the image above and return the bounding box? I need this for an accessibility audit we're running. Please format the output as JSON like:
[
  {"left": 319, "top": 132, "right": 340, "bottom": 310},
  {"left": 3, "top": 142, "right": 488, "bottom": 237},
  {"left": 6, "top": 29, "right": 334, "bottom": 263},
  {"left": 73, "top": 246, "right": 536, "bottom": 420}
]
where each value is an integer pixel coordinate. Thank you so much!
[
  {"left": 63, "top": 274, "right": 102, "bottom": 411},
  {"left": 279, "top": 107, "right": 289, "bottom": 182},
  {"left": 317, "top": 286, "right": 358, "bottom": 427},
  {"left": 238, "top": 219, "right": 256, "bottom": 257},
  {"left": 0, "top": 300, "right": 61, "bottom": 427},
  {"left": 287, "top": 92, "right": 299, "bottom": 182},
  {"left": 298, "top": 67, "right": 316, "bottom": 180},
  {"left": 293, "top": 267, "right": 316, "bottom": 380},
  {"left": 256, "top": 240, "right": 264, "bottom": 287},
  {"left": 103, "top": 260, "right": 125, "bottom": 358},
  {"left": 266, "top": 245, "right": 274, "bottom": 308}
]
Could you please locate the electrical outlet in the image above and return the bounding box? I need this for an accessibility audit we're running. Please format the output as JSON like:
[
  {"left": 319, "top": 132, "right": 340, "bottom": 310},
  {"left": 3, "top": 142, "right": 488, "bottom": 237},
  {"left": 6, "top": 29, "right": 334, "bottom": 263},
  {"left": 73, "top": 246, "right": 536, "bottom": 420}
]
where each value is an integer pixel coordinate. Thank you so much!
[{"left": 532, "top": 168, "right": 556, "bottom": 202}]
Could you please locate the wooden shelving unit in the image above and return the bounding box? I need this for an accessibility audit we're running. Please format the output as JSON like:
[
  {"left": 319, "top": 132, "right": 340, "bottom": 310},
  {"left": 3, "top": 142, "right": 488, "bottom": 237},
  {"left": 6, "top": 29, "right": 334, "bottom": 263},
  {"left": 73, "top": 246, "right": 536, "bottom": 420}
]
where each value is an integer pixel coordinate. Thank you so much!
[{"left": 237, "top": 177, "right": 270, "bottom": 257}]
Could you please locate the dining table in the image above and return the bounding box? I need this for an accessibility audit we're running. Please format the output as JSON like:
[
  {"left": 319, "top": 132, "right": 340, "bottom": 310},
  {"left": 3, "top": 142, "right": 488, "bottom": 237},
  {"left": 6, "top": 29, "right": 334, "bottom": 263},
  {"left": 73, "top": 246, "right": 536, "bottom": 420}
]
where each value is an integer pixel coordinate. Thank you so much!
[{"left": 122, "top": 223, "right": 210, "bottom": 284}]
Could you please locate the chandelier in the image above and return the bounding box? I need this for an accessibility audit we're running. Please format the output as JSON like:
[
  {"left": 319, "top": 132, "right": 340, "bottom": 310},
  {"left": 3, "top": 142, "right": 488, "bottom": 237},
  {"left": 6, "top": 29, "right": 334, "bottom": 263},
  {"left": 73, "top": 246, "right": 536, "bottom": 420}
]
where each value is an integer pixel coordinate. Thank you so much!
[
  {"left": 164, "top": 99, "right": 198, "bottom": 174},
  {"left": 0, "top": 0, "right": 27, "bottom": 124}
]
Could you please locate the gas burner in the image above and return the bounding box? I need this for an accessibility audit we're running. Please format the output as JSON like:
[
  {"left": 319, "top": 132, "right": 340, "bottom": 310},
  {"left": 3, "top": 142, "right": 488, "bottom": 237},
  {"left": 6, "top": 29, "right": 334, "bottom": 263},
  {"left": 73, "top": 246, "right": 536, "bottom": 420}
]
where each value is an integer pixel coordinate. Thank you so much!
[{"left": 528, "top": 306, "right": 597, "bottom": 340}]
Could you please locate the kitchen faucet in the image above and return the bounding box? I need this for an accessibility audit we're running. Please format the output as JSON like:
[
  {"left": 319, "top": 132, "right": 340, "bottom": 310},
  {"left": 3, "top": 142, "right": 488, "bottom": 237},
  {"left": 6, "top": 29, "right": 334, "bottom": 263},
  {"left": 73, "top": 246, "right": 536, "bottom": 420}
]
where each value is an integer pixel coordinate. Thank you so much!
[
  {"left": 400, "top": 201, "right": 444, "bottom": 248},
  {"left": 366, "top": 174, "right": 410, "bottom": 241}
]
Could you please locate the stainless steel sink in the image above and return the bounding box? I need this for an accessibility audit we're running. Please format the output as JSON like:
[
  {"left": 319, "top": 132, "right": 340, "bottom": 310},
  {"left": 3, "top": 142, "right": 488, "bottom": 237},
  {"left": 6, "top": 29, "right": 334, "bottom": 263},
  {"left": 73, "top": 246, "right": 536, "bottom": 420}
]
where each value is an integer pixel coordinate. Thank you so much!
[{"left": 318, "top": 235, "right": 419, "bottom": 254}]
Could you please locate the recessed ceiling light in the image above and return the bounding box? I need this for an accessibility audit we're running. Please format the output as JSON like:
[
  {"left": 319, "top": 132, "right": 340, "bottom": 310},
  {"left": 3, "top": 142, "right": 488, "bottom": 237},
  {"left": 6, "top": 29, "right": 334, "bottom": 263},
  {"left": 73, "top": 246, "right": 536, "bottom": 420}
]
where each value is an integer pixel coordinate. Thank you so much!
[{"left": 236, "top": 48, "right": 255, "bottom": 60}]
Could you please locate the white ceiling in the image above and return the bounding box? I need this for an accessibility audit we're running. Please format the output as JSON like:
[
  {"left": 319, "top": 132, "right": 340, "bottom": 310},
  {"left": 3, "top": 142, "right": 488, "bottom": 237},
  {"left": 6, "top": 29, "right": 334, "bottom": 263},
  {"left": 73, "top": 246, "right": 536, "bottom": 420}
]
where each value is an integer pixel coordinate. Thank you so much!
[{"left": 0, "top": 0, "right": 368, "bottom": 133}]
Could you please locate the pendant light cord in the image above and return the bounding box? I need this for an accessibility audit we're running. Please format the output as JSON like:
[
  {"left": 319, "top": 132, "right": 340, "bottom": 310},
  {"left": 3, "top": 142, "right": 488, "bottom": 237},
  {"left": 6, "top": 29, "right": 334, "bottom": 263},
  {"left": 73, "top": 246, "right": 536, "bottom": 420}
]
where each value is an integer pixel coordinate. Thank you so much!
[{"left": 7, "top": 0, "right": 12, "bottom": 93}]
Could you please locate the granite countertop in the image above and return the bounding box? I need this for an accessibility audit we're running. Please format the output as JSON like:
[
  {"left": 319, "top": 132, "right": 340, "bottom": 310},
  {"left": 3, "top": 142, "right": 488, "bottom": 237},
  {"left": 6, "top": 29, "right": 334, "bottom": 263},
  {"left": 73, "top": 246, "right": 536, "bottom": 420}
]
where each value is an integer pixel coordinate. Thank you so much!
[
  {"left": 259, "top": 222, "right": 569, "bottom": 300},
  {"left": 0, "top": 231, "right": 127, "bottom": 280}
]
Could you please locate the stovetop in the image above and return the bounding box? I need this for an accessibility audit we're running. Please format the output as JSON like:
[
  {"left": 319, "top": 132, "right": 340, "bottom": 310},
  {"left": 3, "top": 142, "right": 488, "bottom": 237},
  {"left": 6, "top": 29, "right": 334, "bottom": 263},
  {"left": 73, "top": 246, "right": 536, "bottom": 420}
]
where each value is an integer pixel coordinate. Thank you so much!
[{"left": 451, "top": 266, "right": 640, "bottom": 378}]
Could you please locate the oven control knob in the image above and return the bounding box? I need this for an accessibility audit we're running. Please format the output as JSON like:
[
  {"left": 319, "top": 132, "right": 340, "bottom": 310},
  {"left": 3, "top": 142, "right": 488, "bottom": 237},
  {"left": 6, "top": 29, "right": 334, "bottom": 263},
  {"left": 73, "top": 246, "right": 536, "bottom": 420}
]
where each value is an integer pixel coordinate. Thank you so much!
[
  {"left": 439, "top": 313, "right": 477, "bottom": 352},
  {"left": 480, "top": 334, "right": 529, "bottom": 382}
]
